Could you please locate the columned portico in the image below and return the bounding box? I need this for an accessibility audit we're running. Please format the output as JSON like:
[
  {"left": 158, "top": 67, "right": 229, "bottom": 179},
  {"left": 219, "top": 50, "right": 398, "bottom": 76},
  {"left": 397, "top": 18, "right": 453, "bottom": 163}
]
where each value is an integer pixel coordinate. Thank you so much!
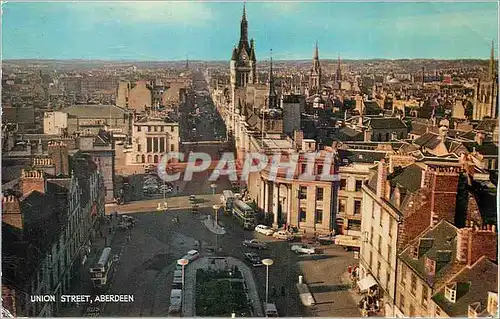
[
  {"left": 272, "top": 183, "right": 279, "bottom": 228},
  {"left": 287, "top": 185, "right": 292, "bottom": 225}
]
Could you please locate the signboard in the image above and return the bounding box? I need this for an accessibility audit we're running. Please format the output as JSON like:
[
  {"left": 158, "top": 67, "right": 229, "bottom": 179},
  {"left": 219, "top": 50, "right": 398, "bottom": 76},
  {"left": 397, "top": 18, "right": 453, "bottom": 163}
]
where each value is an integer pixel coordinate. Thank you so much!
[{"left": 335, "top": 235, "right": 361, "bottom": 247}]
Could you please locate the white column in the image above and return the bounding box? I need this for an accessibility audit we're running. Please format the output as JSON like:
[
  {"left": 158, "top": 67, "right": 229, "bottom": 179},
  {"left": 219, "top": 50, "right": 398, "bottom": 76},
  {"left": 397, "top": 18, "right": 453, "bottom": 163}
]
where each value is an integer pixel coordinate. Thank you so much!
[
  {"left": 272, "top": 183, "right": 279, "bottom": 227},
  {"left": 264, "top": 182, "right": 269, "bottom": 214},
  {"left": 260, "top": 179, "right": 265, "bottom": 209},
  {"left": 287, "top": 185, "right": 292, "bottom": 225}
]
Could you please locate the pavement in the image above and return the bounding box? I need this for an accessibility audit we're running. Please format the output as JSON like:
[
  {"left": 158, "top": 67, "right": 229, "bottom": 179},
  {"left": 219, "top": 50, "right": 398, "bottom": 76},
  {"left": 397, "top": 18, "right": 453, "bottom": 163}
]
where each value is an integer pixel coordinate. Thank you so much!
[
  {"left": 182, "top": 256, "right": 263, "bottom": 317},
  {"left": 105, "top": 194, "right": 219, "bottom": 214},
  {"left": 202, "top": 215, "right": 227, "bottom": 235}
]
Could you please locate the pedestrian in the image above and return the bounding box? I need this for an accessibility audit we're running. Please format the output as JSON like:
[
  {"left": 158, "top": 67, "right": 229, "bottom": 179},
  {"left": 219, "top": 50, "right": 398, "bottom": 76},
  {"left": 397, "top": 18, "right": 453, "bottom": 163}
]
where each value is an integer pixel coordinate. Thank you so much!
[
  {"left": 108, "top": 226, "right": 112, "bottom": 234},
  {"left": 281, "top": 286, "right": 285, "bottom": 296},
  {"left": 272, "top": 287, "right": 277, "bottom": 297}
]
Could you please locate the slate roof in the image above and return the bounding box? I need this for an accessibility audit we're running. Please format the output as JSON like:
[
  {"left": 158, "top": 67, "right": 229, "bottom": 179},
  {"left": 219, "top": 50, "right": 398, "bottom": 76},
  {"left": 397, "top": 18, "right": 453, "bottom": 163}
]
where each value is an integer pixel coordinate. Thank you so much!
[
  {"left": 60, "top": 104, "right": 129, "bottom": 118},
  {"left": 338, "top": 149, "right": 387, "bottom": 164},
  {"left": 475, "top": 119, "right": 498, "bottom": 132},
  {"left": 413, "top": 132, "right": 443, "bottom": 149},
  {"left": 462, "top": 142, "right": 498, "bottom": 156},
  {"left": 389, "top": 164, "right": 424, "bottom": 192},
  {"left": 432, "top": 256, "right": 498, "bottom": 317},
  {"left": 335, "top": 127, "right": 363, "bottom": 141},
  {"left": 399, "top": 220, "right": 461, "bottom": 288},
  {"left": 366, "top": 117, "right": 408, "bottom": 130}
]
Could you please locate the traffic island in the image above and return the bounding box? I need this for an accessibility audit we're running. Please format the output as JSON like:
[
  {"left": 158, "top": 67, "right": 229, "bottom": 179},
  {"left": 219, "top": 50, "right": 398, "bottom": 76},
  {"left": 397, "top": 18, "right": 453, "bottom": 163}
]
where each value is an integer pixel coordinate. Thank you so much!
[
  {"left": 195, "top": 269, "right": 251, "bottom": 317},
  {"left": 202, "top": 216, "right": 227, "bottom": 235}
]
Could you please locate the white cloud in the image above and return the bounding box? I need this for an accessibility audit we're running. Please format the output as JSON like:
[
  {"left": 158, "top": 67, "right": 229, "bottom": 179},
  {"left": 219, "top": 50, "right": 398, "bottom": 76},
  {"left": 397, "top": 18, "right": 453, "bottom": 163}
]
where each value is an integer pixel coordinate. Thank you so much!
[{"left": 77, "top": 2, "right": 212, "bottom": 26}]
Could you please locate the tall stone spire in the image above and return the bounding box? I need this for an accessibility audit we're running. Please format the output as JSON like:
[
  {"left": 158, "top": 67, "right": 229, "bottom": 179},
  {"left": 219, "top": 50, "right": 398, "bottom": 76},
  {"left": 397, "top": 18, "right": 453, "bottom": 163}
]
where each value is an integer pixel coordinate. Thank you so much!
[
  {"left": 310, "top": 41, "right": 322, "bottom": 93},
  {"left": 267, "top": 49, "right": 277, "bottom": 108},
  {"left": 336, "top": 54, "right": 342, "bottom": 82},
  {"left": 489, "top": 40, "right": 495, "bottom": 81},
  {"left": 239, "top": 2, "right": 249, "bottom": 50}
]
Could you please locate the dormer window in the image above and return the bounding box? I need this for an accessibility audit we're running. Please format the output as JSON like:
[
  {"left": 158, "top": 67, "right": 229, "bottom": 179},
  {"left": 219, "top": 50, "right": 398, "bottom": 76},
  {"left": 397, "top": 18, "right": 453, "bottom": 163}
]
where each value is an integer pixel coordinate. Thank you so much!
[
  {"left": 411, "top": 245, "right": 419, "bottom": 259},
  {"left": 468, "top": 302, "right": 481, "bottom": 318},
  {"left": 445, "top": 282, "right": 457, "bottom": 303},
  {"left": 487, "top": 292, "right": 498, "bottom": 316},
  {"left": 425, "top": 256, "right": 436, "bottom": 275}
]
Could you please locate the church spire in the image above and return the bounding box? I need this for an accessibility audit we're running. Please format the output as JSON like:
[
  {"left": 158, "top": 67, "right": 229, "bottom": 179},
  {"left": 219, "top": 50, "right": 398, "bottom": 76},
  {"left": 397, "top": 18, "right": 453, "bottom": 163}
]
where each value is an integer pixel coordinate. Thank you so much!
[
  {"left": 239, "top": 2, "right": 249, "bottom": 50},
  {"left": 489, "top": 40, "right": 495, "bottom": 81},
  {"left": 267, "top": 49, "right": 277, "bottom": 108},
  {"left": 313, "top": 41, "right": 319, "bottom": 60},
  {"left": 336, "top": 54, "right": 342, "bottom": 82}
]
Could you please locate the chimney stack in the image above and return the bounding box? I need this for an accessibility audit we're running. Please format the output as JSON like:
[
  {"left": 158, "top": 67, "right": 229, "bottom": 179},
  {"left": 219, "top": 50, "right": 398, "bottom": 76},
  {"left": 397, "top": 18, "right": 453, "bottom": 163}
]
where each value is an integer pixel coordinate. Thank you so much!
[
  {"left": 2, "top": 195, "right": 23, "bottom": 229},
  {"left": 20, "top": 169, "right": 46, "bottom": 196},
  {"left": 48, "top": 141, "right": 70, "bottom": 176},
  {"left": 376, "top": 160, "right": 387, "bottom": 199},
  {"left": 457, "top": 224, "right": 497, "bottom": 266}
]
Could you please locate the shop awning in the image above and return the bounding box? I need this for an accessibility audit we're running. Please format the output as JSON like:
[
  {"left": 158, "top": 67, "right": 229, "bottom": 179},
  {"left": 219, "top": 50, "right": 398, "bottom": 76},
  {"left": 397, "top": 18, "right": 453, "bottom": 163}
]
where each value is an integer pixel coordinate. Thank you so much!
[{"left": 357, "top": 274, "right": 377, "bottom": 291}]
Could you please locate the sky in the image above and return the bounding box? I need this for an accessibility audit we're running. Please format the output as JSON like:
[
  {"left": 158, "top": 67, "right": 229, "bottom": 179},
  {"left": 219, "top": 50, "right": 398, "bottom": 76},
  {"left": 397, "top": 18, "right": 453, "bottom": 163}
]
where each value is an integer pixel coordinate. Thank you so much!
[{"left": 2, "top": 1, "right": 498, "bottom": 61}]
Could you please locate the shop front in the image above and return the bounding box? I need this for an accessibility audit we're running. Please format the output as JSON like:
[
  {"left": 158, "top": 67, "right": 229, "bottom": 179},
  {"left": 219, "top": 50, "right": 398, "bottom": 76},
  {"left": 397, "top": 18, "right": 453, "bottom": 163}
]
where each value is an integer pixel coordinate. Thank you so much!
[{"left": 353, "top": 273, "right": 385, "bottom": 317}]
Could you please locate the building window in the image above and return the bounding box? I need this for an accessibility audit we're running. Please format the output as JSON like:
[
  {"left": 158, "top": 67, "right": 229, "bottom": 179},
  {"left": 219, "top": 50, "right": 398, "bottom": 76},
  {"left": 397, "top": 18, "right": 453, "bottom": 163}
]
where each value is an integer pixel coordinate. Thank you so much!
[
  {"left": 315, "top": 209, "right": 323, "bottom": 224},
  {"left": 400, "top": 265, "right": 406, "bottom": 287},
  {"left": 378, "top": 235, "right": 382, "bottom": 252},
  {"left": 410, "top": 274, "right": 417, "bottom": 296},
  {"left": 339, "top": 199, "right": 347, "bottom": 214},
  {"left": 299, "top": 207, "right": 307, "bottom": 222},
  {"left": 354, "top": 200, "right": 362, "bottom": 215},
  {"left": 340, "top": 179, "right": 347, "bottom": 190},
  {"left": 147, "top": 137, "right": 152, "bottom": 152},
  {"left": 160, "top": 126, "right": 164, "bottom": 132},
  {"left": 317, "top": 164, "right": 323, "bottom": 175},
  {"left": 137, "top": 126, "right": 141, "bottom": 132},
  {"left": 299, "top": 186, "right": 307, "bottom": 199},
  {"left": 379, "top": 211, "right": 384, "bottom": 227},
  {"left": 316, "top": 187, "right": 324, "bottom": 201},
  {"left": 435, "top": 307, "right": 441, "bottom": 317},
  {"left": 301, "top": 163, "right": 307, "bottom": 174},
  {"left": 348, "top": 219, "right": 361, "bottom": 231},
  {"left": 409, "top": 304, "right": 415, "bottom": 317},
  {"left": 422, "top": 285, "right": 428, "bottom": 308},
  {"left": 387, "top": 244, "right": 392, "bottom": 265},
  {"left": 388, "top": 217, "right": 394, "bottom": 237},
  {"left": 159, "top": 138, "right": 165, "bottom": 153},
  {"left": 137, "top": 144, "right": 142, "bottom": 152},
  {"left": 355, "top": 180, "right": 363, "bottom": 192},
  {"left": 377, "top": 261, "right": 381, "bottom": 279},
  {"left": 170, "top": 144, "right": 175, "bottom": 152},
  {"left": 386, "top": 271, "right": 391, "bottom": 287},
  {"left": 445, "top": 283, "right": 457, "bottom": 303},
  {"left": 425, "top": 257, "right": 436, "bottom": 275},
  {"left": 171, "top": 126, "right": 174, "bottom": 132},
  {"left": 148, "top": 126, "right": 151, "bottom": 132},
  {"left": 399, "top": 293, "right": 406, "bottom": 311},
  {"left": 370, "top": 227, "right": 374, "bottom": 244},
  {"left": 369, "top": 251, "right": 373, "bottom": 268}
]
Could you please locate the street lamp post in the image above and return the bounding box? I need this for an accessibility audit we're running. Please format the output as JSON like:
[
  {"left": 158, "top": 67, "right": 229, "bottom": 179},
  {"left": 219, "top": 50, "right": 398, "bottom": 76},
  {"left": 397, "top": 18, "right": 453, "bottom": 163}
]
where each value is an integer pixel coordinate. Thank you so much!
[
  {"left": 213, "top": 204, "right": 219, "bottom": 255},
  {"left": 262, "top": 258, "right": 274, "bottom": 307},
  {"left": 211, "top": 183, "right": 217, "bottom": 196},
  {"left": 177, "top": 258, "right": 189, "bottom": 312}
]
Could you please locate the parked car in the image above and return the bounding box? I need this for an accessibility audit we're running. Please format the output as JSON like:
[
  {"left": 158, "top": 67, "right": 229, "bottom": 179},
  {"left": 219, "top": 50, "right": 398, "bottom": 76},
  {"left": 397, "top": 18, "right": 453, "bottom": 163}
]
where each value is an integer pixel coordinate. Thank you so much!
[
  {"left": 291, "top": 244, "right": 317, "bottom": 255},
  {"left": 182, "top": 250, "right": 200, "bottom": 262},
  {"left": 244, "top": 252, "right": 263, "bottom": 267},
  {"left": 168, "top": 289, "right": 182, "bottom": 314},
  {"left": 317, "top": 234, "right": 336, "bottom": 245},
  {"left": 255, "top": 225, "right": 275, "bottom": 236},
  {"left": 273, "top": 230, "right": 294, "bottom": 241},
  {"left": 242, "top": 239, "right": 267, "bottom": 250}
]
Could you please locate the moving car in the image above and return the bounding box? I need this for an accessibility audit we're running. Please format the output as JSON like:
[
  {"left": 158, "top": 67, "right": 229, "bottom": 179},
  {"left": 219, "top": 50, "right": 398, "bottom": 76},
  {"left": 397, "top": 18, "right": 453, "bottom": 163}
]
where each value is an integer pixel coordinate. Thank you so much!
[
  {"left": 291, "top": 244, "right": 317, "bottom": 255},
  {"left": 168, "top": 289, "right": 182, "bottom": 314},
  {"left": 273, "top": 230, "right": 294, "bottom": 241},
  {"left": 242, "top": 239, "right": 267, "bottom": 250},
  {"left": 244, "top": 252, "right": 263, "bottom": 267},
  {"left": 255, "top": 225, "right": 275, "bottom": 236},
  {"left": 265, "top": 303, "right": 279, "bottom": 317},
  {"left": 183, "top": 250, "right": 200, "bottom": 262}
]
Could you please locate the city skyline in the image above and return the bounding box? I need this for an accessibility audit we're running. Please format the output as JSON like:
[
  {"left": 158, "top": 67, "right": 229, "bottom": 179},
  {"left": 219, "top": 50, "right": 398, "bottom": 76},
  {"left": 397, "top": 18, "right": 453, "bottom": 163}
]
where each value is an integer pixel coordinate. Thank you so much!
[{"left": 2, "top": 1, "right": 499, "bottom": 61}]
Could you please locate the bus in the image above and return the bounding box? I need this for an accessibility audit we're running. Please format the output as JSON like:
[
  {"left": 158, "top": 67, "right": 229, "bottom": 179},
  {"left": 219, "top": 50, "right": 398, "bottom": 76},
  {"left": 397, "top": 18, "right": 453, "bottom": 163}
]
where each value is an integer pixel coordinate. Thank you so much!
[
  {"left": 232, "top": 199, "right": 255, "bottom": 230},
  {"left": 221, "top": 190, "right": 235, "bottom": 213},
  {"left": 89, "top": 247, "right": 113, "bottom": 289}
]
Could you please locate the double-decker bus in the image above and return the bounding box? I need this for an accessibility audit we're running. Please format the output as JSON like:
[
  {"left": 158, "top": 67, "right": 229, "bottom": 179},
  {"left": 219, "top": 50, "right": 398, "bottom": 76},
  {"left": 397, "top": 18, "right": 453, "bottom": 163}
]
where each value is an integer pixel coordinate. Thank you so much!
[
  {"left": 232, "top": 199, "right": 255, "bottom": 230},
  {"left": 89, "top": 247, "right": 113, "bottom": 289}
]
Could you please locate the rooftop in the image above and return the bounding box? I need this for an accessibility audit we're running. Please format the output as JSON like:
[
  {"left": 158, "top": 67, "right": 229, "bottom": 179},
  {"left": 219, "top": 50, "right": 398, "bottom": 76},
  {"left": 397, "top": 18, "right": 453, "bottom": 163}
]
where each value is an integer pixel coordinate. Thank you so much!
[{"left": 59, "top": 104, "right": 129, "bottom": 118}]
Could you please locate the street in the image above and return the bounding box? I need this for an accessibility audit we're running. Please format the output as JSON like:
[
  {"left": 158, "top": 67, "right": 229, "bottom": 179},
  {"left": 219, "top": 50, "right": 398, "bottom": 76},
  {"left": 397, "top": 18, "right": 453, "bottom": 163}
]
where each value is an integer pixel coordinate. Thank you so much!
[{"left": 77, "top": 71, "right": 360, "bottom": 317}]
